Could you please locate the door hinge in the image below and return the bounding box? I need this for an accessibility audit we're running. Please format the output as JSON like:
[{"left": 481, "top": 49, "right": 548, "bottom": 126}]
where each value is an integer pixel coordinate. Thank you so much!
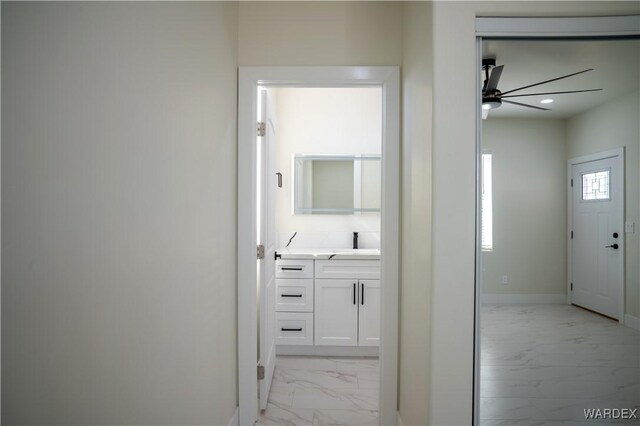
[
  {"left": 257, "top": 364, "right": 265, "bottom": 380},
  {"left": 571, "top": 282, "right": 573, "bottom": 291},
  {"left": 257, "top": 121, "right": 266, "bottom": 137},
  {"left": 257, "top": 244, "right": 265, "bottom": 260},
  {"left": 571, "top": 231, "right": 574, "bottom": 239}
]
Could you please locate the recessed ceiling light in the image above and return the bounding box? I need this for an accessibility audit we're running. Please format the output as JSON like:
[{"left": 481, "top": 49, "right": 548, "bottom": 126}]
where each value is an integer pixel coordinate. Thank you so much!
[{"left": 540, "top": 98, "right": 554, "bottom": 104}]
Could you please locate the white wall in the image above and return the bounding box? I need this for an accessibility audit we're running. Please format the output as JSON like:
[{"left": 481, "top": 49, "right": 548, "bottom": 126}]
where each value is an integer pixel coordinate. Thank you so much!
[
  {"left": 399, "top": 3, "right": 433, "bottom": 425},
  {"left": 567, "top": 91, "right": 640, "bottom": 318},
  {"left": 2, "top": 3, "right": 238, "bottom": 424},
  {"left": 482, "top": 118, "right": 567, "bottom": 296},
  {"left": 431, "top": 2, "right": 640, "bottom": 424},
  {"left": 273, "top": 88, "right": 381, "bottom": 249},
  {"left": 238, "top": 2, "right": 402, "bottom": 66}
]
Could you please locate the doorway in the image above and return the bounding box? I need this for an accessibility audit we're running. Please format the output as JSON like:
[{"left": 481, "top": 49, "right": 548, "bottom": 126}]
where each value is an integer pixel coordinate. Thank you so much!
[
  {"left": 474, "top": 19, "right": 640, "bottom": 425},
  {"left": 238, "top": 67, "right": 399, "bottom": 426},
  {"left": 569, "top": 149, "right": 624, "bottom": 320}
]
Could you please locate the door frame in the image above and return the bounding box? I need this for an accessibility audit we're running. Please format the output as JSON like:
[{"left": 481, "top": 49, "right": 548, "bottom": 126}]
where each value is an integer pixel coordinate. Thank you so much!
[
  {"left": 567, "top": 148, "right": 625, "bottom": 322},
  {"left": 237, "top": 66, "right": 400, "bottom": 426},
  {"left": 474, "top": 15, "right": 640, "bottom": 426}
]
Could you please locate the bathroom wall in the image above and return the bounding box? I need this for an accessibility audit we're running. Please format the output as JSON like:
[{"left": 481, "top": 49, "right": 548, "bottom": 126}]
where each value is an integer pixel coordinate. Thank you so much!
[
  {"left": 567, "top": 90, "right": 640, "bottom": 319},
  {"left": 272, "top": 87, "right": 382, "bottom": 249},
  {"left": 481, "top": 118, "right": 567, "bottom": 300}
]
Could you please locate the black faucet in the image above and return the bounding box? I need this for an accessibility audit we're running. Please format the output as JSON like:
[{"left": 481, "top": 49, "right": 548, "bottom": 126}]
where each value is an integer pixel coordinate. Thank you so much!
[{"left": 353, "top": 232, "right": 359, "bottom": 249}]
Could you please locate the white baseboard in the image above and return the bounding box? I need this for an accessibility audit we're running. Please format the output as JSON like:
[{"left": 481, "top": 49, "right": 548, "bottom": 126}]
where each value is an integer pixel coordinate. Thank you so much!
[
  {"left": 482, "top": 293, "right": 567, "bottom": 304},
  {"left": 228, "top": 406, "right": 238, "bottom": 426},
  {"left": 397, "top": 411, "right": 404, "bottom": 426},
  {"left": 277, "top": 345, "right": 379, "bottom": 357},
  {"left": 624, "top": 314, "right": 640, "bottom": 331}
]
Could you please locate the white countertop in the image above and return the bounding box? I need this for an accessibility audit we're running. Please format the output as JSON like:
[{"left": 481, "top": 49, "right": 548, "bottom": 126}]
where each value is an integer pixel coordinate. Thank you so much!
[{"left": 277, "top": 248, "right": 381, "bottom": 260}]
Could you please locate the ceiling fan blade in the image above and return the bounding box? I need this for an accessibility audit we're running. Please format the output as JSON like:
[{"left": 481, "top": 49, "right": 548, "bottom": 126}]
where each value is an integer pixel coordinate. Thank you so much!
[
  {"left": 500, "top": 69, "right": 594, "bottom": 96},
  {"left": 485, "top": 65, "right": 504, "bottom": 93},
  {"left": 502, "top": 99, "right": 551, "bottom": 111},
  {"left": 502, "top": 88, "right": 602, "bottom": 98}
]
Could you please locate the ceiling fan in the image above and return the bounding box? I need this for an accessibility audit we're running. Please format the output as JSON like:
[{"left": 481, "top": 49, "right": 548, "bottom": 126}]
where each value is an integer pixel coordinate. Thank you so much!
[{"left": 481, "top": 57, "right": 602, "bottom": 119}]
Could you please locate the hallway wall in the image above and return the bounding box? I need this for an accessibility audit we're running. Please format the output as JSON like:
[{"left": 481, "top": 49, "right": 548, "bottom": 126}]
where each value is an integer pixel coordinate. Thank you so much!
[
  {"left": 2, "top": 3, "right": 239, "bottom": 424},
  {"left": 238, "top": 2, "right": 402, "bottom": 66},
  {"left": 399, "top": 2, "right": 433, "bottom": 425}
]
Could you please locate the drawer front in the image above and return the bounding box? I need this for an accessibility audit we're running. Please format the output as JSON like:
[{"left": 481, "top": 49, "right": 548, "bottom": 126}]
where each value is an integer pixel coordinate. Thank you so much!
[
  {"left": 276, "top": 259, "right": 314, "bottom": 279},
  {"left": 276, "top": 312, "right": 314, "bottom": 346},
  {"left": 276, "top": 279, "right": 313, "bottom": 312},
  {"left": 314, "top": 260, "right": 381, "bottom": 280}
]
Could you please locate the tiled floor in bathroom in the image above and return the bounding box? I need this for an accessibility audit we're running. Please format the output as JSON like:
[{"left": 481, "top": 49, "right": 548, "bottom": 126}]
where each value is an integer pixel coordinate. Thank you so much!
[{"left": 257, "top": 356, "right": 379, "bottom": 426}]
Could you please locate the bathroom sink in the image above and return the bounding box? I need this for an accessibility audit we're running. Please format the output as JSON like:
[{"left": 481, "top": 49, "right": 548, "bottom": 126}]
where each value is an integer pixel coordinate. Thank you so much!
[
  {"left": 276, "top": 248, "right": 381, "bottom": 260},
  {"left": 331, "top": 248, "right": 380, "bottom": 255}
]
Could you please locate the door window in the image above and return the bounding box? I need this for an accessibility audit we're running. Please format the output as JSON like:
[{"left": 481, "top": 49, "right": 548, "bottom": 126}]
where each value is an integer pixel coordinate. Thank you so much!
[{"left": 581, "top": 169, "right": 610, "bottom": 201}]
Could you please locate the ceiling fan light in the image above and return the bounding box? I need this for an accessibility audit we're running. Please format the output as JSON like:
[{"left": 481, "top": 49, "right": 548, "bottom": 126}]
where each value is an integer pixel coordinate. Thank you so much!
[
  {"left": 482, "top": 99, "right": 501, "bottom": 110},
  {"left": 540, "top": 98, "right": 554, "bottom": 104}
]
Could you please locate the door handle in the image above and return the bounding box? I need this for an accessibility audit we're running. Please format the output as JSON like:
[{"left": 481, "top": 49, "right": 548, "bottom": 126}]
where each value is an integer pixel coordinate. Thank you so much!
[
  {"left": 353, "top": 283, "right": 356, "bottom": 305},
  {"left": 361, "top": 283, "right": 365, "bottom": 305},
  {"left": 281, "top": 294, "right": 303, "bottom": 298},
  {"left": 281, "top": 267, "right": 303, "bottom": 271},
  {"left": 605, "top": 243, "right": 619, "bottom": 249},
  {"left": 281, "top": 328, "right": 302, "bottom": 332}
]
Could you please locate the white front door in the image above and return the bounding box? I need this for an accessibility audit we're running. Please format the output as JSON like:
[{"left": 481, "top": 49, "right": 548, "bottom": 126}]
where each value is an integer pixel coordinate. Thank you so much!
[
  {"left": 258, "top": 89, "right": 277, "bottom": 410},
  {"left": 571, "top": 151, "right": 624, "bottom": 320}
]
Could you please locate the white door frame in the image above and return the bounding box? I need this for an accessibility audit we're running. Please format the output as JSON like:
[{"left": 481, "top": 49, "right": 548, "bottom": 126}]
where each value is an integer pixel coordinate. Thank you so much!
[
  {"left": 238, "top": 66, "right": 400, "bottom": 426},
  {"left": 567, "top": 148, "right": 625, "bottom": 322},
  {"left": 474, "top": 15, "right": 640, "bottom": 426}
]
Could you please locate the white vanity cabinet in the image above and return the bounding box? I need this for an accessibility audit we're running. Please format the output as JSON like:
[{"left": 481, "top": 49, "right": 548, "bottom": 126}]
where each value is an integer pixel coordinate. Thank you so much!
[
  {"left": 275, "top": 259, "right": 314, "bottom": 346},
  {"left": 275, "top": 257, "right": 380, "bottom": 351},
  {"left": 314, "top": 260, "right": 381, "bottom": 347},
  {"left": 357, "top": 280, "right": 380, "bottom": 346},
  {"left": 314, "top": 279, "right": 359, "bottom": 346}
]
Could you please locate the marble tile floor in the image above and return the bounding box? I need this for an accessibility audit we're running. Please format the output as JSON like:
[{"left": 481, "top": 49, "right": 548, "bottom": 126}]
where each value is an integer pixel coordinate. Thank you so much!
[
  {"left": 480, "top": 304, "right": 640, "bottom": 425},
  {"left": 257, "top": 356, "right": 379, "bottom": 426}
]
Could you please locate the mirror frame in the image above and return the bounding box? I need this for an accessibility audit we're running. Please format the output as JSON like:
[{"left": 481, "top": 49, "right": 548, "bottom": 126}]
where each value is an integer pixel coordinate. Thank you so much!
[{"left": 292, "top": 154, "right": 382, "bottom": 215}]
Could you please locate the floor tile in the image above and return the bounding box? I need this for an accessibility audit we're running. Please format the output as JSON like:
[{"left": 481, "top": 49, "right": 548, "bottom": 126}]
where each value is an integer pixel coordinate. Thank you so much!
[
  {"left": 480, "top": 304, "right": 640, "bottom": 425},
  {"left": 259, "top": 355, "right": 380, "bottom": 425},
  {"left": 312, "top": 409, "right": 379, "bottom": 426}
]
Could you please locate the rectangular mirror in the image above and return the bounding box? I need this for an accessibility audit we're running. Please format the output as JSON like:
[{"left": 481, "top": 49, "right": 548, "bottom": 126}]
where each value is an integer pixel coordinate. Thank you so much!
[{"left": 293, "top": 155, "right": 381, "bottom": 215}]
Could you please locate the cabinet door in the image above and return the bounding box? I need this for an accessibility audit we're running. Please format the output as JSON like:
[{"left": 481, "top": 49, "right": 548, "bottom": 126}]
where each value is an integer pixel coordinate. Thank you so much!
[
  {"left": 314, "top": 279, "right": 358, "bottom": 346},
  {"left": 358, "top": 280, "right": 380, "bottom": 347}
]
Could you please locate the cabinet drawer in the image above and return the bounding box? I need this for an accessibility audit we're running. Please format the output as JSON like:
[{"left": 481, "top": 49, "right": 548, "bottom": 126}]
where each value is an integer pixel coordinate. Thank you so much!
[
  {"left": 315, "top": 260, "right": 381, "bottom": 280},
  {"left": 276, "top": 259, "right": 314, "bottom": 279},
  {"left": 276, "top": 279, "right": 313, "bottom": 312},
  {"left": 276, "top": 312, "right": 314, "bottom": 346}
]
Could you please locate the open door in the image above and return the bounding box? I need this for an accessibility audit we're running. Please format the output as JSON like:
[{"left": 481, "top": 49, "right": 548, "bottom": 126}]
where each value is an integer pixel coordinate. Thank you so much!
[{"left": 258, "top": 88, "right": 277, "bottom": 410}]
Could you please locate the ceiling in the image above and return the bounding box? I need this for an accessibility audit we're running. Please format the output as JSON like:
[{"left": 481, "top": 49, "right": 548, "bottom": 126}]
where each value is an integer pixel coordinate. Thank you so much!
[{"left": 483, "top": 39, "right": 640, "bottom": 119}]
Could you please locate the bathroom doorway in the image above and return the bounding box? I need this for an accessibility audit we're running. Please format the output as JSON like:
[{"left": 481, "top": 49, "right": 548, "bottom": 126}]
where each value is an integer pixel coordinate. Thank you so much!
[{"left": 237, "top": 67, "right": 400, "bottom": 426}]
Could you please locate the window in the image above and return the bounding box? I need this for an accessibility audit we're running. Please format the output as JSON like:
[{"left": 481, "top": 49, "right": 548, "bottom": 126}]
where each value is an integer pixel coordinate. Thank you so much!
[
  {"left": 582, "top": 169, "right": 610, "bottom": 201},
  {"left": 482, "top": 154, "right": 493, "bottom": 251}
]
